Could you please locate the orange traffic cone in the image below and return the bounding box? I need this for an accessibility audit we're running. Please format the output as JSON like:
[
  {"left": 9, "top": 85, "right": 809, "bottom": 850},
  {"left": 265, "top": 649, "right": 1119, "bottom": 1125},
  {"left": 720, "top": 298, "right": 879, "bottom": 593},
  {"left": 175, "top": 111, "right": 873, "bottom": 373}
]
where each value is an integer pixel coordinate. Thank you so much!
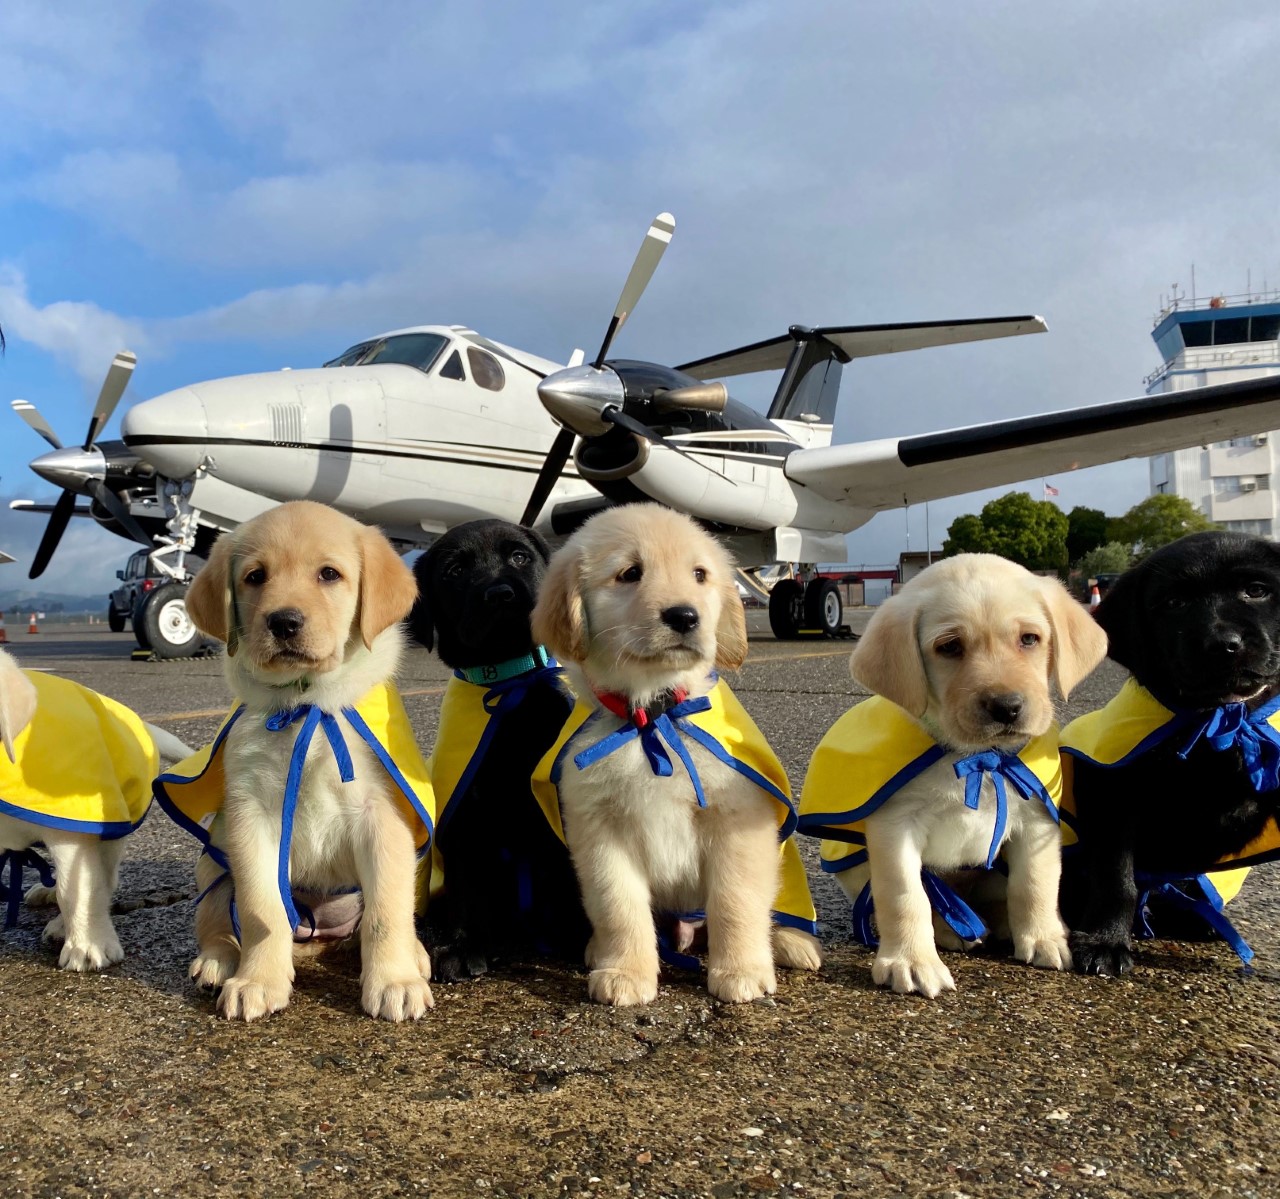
[
  {"left": 1088, "top": 584, "right": 1101, "bottom": 611},
  {"left": 27, "top": 612, "right": 38, "bottom": 635},
  {"left": 0, "top": 613, "right": 7, "bottom": 643}
]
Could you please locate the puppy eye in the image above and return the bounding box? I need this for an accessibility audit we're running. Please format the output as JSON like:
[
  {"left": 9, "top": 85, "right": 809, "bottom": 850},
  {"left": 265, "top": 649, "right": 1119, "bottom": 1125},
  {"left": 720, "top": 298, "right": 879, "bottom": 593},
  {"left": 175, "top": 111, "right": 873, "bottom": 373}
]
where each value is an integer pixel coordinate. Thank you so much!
[
  {"left": 1163, "top": 595, "right": 1187, "bottom": 610},
  {"left": 935, "top": 639, "right": 963, "bottom": 659},
  {"left": 509, "top": 550, "right": 531, "bottom": 568},
  {"left": 694, "top": 567, "right": 707, "bottom": 584},
  {"left": 1243, "top": 582, "right": 1271, "bottom": 600},
  {"left": 244, "top": 568, "right": 266, "bottom": 586},
  {"left": 318, "top": 566, "right": 342, "bottom": 583},
  {"left": 617, "top": 564, "right": 643, "bottom": 584},
  {"left": 1020, "top": 633, "right": 1041, "bottom": 649}
]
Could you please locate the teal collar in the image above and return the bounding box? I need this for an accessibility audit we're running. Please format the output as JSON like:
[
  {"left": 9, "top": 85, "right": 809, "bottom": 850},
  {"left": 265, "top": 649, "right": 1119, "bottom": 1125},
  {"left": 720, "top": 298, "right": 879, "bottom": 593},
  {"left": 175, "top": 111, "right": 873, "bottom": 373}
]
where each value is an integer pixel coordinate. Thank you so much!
[{"left": 455, "top": 646, "right": 552, "bottom": 686}]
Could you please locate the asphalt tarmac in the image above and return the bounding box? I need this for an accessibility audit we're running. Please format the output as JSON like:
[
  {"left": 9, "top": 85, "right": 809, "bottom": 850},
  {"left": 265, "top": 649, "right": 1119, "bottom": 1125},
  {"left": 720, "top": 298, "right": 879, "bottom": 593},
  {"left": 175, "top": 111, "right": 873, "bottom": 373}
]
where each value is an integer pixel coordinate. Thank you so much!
[{"left": 1, "top": 615, "right": 1276, "bottom": 1198}]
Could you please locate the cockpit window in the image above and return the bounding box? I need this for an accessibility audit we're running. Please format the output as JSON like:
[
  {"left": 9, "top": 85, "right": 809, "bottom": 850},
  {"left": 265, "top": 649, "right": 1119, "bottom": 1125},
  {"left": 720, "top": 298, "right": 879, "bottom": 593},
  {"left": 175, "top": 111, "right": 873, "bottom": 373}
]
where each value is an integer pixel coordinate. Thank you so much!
[
  {"left": 323, "top": 332, "right": 450, "bottom": 373},
  {"left": 466, "top": 347, "right": 505, "bottom": 392},
  {"left": 439, "top": 350, "right": 466, "bottom": 381}
]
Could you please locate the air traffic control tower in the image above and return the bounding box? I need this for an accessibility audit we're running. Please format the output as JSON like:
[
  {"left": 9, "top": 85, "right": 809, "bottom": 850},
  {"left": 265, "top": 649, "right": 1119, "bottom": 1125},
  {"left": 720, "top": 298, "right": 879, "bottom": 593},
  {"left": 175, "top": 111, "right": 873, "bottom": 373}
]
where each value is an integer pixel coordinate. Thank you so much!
[{"left": 1147, "top": 290, "right": 1280, "bottom": 537}]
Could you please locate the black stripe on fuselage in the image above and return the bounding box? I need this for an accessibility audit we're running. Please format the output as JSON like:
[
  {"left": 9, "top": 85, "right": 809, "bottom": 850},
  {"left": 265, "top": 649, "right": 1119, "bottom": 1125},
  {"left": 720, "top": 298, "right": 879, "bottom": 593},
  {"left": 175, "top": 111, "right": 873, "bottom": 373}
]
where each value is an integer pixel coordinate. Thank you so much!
[{"left": 897, "top": 375, "right": 1280, "bottom": 467}]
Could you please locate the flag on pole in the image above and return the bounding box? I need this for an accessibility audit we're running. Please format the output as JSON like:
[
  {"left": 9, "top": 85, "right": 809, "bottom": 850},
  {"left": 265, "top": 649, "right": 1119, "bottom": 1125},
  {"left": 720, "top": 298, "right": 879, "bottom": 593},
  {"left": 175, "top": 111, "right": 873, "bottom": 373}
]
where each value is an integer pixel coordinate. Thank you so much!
[{"left": 1043, "top": 482, "right": 1060, "bottom": 499}]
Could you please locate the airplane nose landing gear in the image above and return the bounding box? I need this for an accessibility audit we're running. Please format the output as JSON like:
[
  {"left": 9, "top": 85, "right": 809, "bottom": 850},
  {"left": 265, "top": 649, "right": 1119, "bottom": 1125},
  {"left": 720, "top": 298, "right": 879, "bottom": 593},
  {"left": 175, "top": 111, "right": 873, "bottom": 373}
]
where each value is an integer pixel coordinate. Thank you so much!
[{"left": 768, "top": 570, "right": 848, "bottom": 640}]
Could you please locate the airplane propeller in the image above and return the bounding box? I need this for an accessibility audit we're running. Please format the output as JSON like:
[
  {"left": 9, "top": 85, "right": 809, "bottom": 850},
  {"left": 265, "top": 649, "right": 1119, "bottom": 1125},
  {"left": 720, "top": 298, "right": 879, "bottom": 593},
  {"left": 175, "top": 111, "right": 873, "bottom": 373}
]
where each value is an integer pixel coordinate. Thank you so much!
[
  {"left": 521, "top": 214, "right": 733, "bottom": 527},
  {"left": 13, "top": 351, "right": 154, "bottom": 578}
]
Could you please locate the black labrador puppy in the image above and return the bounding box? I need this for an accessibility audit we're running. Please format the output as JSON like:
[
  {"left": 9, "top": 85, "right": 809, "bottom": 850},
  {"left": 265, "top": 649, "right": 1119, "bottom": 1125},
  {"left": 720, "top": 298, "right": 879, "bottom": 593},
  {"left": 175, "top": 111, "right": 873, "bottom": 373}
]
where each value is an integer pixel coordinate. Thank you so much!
[
  {"left": 409, "top": 519, "right": 590, "bottom": 981},
  {"left": 1061, "top": 531, "right": 1280, "bottom": 974}
]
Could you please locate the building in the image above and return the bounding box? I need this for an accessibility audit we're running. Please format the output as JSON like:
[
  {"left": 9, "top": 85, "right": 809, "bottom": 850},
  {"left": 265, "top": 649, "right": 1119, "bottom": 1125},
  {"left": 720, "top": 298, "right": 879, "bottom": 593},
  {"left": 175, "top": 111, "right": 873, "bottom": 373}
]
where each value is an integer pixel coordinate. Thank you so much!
[{"left": 1147, "top": 290, "right": 1280, "bottom": 536}]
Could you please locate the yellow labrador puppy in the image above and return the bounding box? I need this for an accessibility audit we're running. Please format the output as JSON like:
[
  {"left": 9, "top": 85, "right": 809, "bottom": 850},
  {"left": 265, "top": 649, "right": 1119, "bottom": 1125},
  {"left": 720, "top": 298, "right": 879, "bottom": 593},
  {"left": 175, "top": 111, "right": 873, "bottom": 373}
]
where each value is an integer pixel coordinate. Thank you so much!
[
  {"left": 171, "top": 501, "right": 433, "bottom": 1022},
  {"left": 533, "top": 504, "right": 821, "bottom": 1006},
  {"left": 800, "top": 554, "right": 1107, "bottom": 997}
]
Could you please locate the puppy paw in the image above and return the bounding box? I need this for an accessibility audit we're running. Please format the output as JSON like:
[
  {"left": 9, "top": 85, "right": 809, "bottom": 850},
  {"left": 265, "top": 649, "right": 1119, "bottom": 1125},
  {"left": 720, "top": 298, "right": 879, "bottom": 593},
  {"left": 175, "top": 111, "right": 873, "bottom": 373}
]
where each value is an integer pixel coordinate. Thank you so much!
[
  {"left": 932, "top": 918, "right": 979, "bottom": 953},
  {"left": 190, "top": 947, "right": 239, "bottom": 989},
  {"left": 58, "top": 933, "right": 124, "bottom": 972},
  {"left": 414, "top": 940, "right": 435, "bottom": 982},
  {"left": 1015, "top": 927, "right": 1073, "bottom": 971},
  {"left": 41, "top": 913, "right": 66, "bottom": 944},
  {"left": 708, "top": 963, "right": 777, "bottom": 1004},
  {"left": 772, "top": 926, "right": 823, "bottom": 972},
  {"left": 218, "top": 975, "right": 292, "bottom": 1021},
  {"left": 362, "top": 976, "right": 435, "bottom": 1022},
  {"left": 1070, "top": 931, "right": 1133, "bottom": 977},
  {"left": 872, "top": 950, "right": 955, "bottom": 998},
  {"left": 24, "top": 883, "right": 57, "bottom": 908},
  {"left": 588, "top": 967, "right": 659, "bottom": 1007}
]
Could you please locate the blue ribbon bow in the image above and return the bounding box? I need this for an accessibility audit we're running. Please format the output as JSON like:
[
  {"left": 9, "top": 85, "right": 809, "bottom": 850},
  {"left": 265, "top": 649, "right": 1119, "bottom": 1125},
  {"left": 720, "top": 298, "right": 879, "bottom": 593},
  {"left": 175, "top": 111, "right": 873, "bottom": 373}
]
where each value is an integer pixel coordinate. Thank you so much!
[
  {"left": 952, "top": 750, "right": 1057, "bottom": 869},
  {"left": 1176, "top": 696, "right": 1280, "bottom": 792},
  {"left": 264, "top": 704, "right": 356, "bottom": 932},
  {"left": 574, "top": 695, "right": 714, "bottom": 807},
  {"left": 1, "top": 848, "right": 55, "bottom": 930}
]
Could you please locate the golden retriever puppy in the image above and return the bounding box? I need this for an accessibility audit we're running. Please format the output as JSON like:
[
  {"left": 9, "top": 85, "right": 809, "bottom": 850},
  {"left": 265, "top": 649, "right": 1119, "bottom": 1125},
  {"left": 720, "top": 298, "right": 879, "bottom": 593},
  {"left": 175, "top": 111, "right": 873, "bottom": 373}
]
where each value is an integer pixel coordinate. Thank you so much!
[
  {"left": 532, "top": 504, "right": 821, "bottom": 1007},
  {"left": 161, "top": 501, "right": 434, "bottom": 1022},
  {"left": 799, "top": 554, "right": 1107, "bottom": 997},
  {"left": 0, "top": 648, "right": 180, "bottom": 970}
]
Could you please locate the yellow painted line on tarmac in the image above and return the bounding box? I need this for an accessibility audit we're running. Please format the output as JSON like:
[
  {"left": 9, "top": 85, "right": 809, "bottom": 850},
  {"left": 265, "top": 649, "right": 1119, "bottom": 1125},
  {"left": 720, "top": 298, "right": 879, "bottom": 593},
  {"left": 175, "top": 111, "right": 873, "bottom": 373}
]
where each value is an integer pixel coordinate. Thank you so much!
[
  {"left": 143, "top": 684, "right": 449, "bottom": 724},
  {"left": 746, "top": 646, "right": 852, "bottom": 663}
]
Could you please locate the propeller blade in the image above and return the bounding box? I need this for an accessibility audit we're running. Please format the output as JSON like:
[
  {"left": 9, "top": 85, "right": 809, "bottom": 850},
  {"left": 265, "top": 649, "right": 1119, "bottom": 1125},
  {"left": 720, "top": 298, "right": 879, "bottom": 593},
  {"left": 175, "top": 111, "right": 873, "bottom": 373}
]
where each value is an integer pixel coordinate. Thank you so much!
[
  {"left": 86, "top": 479, "right": 153, "bottom": 547},
  {"left": 12, "top": 399, "right": 63, "bottom": 449},
  {"left": 593, "top": 213, "right": 675, "bottom": 369},
  {"left": 82, "top": 351, "right": 137, "bottom": 451},
  {"left": 28, "top": 490, "right": 78, "bottom": 579},
  {"left": 602, "top": 408, "right": 734, "bottom": 483},
  {"left": 520, "top": 427, "right": 577, "bottom": 527}
]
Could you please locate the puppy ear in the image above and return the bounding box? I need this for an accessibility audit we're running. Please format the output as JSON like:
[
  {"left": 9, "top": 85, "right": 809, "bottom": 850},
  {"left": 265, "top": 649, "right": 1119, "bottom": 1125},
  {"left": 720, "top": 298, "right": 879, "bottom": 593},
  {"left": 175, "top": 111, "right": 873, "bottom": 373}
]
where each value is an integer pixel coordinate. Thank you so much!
[
  {"left": 532, "top": 544, "right": 587, "bottom": 662},
  {"left": 523, "top": 526, "right": 552, "bottom": 564},
  {"left": 0, "top": 650, "right": 38, "bottom": 763},
  {"left": 1038, "top": 576, "right": 1109, "bottom": 699},
  {"left": 1092, "top": 564, "right": 1144, "bottom": 676},
  {"left": 407, "top": 551, "right": 435, "bottom": 652},
  {"left": 715, "top": 571, "right": 749, "bottom": 672},
  {"left": 186, "top": 531, "right": 238, "bottom": 656},
  {"left": 848, "top": 591, "right": 927, "bottom": 716},
  {"left": 358, "top": 525, "right": 419, "bottom": 649}
]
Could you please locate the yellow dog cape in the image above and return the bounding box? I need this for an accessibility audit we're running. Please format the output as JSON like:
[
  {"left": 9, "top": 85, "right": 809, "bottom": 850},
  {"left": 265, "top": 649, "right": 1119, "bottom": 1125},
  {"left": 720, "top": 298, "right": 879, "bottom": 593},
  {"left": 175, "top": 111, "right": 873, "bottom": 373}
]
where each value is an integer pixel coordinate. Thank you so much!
[
  {"left": 0, "top": 671, "right": 155, "bottom": 838},
  {"left": 155, "top": 683, "right": 435, "bottom": 916},
  {"left": 797, "top": 695, "right": 1064, "bottom": 946},
  {"left": 532, "top": 677, "right": 818, "bottom": 936},
  {"left": 1059, "top": 677, "right": 1280, "bottom": 907}
]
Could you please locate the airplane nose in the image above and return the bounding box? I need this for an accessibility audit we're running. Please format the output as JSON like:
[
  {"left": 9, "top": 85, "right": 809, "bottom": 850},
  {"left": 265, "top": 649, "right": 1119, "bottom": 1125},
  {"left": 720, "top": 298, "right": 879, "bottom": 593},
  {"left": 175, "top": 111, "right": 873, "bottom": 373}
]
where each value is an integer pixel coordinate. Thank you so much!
[
  {"left": 536, "top": 364, "right": 625, "bottom": 437},
  {"left": 30, "top": 446, "right": 106, "bottom": 492},
  {"left": 121, "top": 387, "right": 208, "bottom": 477}
]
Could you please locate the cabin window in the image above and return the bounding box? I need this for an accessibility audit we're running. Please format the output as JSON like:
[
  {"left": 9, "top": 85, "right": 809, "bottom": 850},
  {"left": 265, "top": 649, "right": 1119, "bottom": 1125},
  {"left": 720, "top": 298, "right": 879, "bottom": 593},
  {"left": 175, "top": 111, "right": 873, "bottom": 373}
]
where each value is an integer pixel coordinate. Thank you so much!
[
  {"left": 439, "top": 350, "right": 466, "bottom": 381},
  {"left": 466, "top": 348, "right": 505, "bottom": 392},
  {"left": 323, "top": 332, "right": 449, "bottom": 373}
]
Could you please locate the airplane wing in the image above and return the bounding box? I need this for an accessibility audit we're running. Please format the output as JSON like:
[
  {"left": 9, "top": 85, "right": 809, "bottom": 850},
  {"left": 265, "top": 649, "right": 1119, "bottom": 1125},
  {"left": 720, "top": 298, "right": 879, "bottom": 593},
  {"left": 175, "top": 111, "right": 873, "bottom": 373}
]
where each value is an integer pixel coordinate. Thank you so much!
[
  {"left": 0, "top": 550, "right": 14, "bottom": 565},
  {"left": 677, "top": 316, "right": 1047, "bottom": 380},
  {"left": 784, "top": 374, "right": 1280, "bottom": 509}
]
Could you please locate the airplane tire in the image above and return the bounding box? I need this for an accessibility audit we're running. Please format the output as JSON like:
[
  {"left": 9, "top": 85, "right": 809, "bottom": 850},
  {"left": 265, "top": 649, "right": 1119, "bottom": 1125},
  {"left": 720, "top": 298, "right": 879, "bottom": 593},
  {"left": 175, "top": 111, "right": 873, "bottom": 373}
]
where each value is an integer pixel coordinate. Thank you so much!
[
  {"left": 768, "top": 579, "right": 804, "bottom": 640},
  {"left": 804, "top": 579, "right": 843, "bottom": 636},
  {"left": 137, "top": 583, "right": 203, "bottom": 659},
  {"left": 108, "top": 605, "right": 127, "bottom": 634}
]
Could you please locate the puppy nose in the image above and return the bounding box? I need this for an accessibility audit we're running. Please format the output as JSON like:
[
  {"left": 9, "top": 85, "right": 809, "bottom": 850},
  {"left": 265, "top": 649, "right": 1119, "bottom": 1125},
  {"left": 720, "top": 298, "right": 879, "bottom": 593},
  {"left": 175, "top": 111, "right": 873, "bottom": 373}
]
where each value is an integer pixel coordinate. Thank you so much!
[
  {"left": 267, "top": 608, "right": 305, "bottom": 640},
  {"left": 484, "top": 582, "right": 515, "bottom": 607},
  {"left": 983, "top": 693, "right": 1023, "bottom": 725},
  {"left": 1211, "top": 629, "right": 1244, "bottom": 656},
  {"left": 661, "top": 605, "right": 700, "bottom": 634}
]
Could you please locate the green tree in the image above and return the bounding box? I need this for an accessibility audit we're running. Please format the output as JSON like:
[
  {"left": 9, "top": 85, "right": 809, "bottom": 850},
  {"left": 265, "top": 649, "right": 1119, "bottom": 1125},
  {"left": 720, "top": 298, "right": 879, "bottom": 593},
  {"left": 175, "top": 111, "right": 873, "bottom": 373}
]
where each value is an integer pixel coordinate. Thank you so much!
[
  {"left": 1109, "top": 494, "right": 1215, "bottom": 559},
  {"left": 1065, "top": 506, "right": 1108, "bottom": 563},
  {"left": 941, "top": 513, "right": 988, "bottom": 556},
  {"left": 942, "top": 492, "right": 1069, "bottom": 571},
  {"left": 1075, "top": 541, "right": 1131, "bottom": 580}
]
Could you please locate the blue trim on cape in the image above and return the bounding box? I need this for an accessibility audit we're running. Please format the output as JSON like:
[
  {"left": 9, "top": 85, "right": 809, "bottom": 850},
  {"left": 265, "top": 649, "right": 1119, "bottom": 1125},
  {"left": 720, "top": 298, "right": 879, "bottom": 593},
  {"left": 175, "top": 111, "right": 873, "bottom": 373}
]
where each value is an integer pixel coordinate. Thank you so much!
[
  {"left": 0, "top": 794, "right": 148, "bottom": 841},
  {"left": 796, "top": 743, "right": 948, "bottom": 837},
  {"left": 152, "top": 705, "right": 246, "bottom": 848}
]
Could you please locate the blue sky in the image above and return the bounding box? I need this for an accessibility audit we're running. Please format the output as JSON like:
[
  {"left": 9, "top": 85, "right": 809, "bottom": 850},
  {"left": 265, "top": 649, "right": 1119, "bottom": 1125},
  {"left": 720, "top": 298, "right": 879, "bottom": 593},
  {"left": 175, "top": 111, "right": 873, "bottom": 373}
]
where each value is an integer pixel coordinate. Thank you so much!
[{"left": 3, "top": 1, "right": 1280, "bottom": 595}]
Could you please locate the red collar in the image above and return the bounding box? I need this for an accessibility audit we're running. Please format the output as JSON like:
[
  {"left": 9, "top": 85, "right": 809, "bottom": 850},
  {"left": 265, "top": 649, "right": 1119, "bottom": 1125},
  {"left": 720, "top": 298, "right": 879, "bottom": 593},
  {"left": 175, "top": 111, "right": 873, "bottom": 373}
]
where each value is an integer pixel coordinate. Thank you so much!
[{"left": 595, "top": 686, "right": 689, "bottom": 729}]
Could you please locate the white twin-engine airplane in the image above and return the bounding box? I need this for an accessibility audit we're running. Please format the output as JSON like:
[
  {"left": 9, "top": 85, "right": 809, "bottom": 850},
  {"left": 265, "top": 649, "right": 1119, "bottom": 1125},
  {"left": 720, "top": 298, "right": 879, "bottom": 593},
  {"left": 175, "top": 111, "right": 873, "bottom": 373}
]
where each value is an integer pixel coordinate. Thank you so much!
[{"left": 14, "top": 212, "right": 1280, "bottom": 656}]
